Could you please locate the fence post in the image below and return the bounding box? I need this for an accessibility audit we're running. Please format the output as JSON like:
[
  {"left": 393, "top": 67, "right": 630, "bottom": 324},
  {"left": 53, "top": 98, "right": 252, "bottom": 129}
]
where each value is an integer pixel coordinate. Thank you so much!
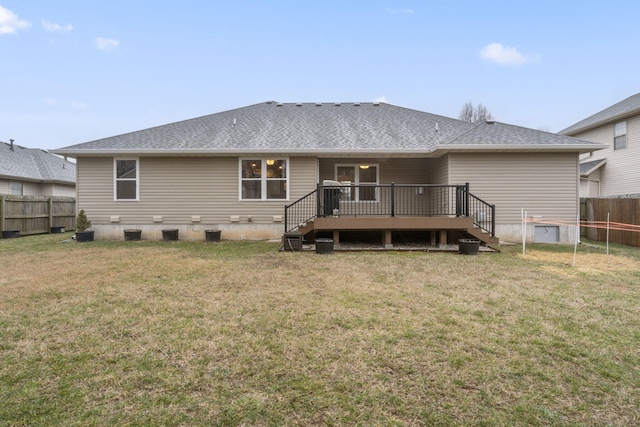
[
  {"left": 0, "top": 195, "right": 4, "bottom": 232},
  {"left": 48, "top": 197, "right": 53, "bottom": 233}
]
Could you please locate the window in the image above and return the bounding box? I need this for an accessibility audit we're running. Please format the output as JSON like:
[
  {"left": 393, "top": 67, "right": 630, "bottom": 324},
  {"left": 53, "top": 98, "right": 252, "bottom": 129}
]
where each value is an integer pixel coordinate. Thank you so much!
[
  {"left": 114, "top": 158, "right": 138, "bottom": 200},
  {"left": 9, "top": 180, "right": 23, "bottom": 195},
  {"left": 336, "top": 164, "right": 378, "bottom": 201},
  {"left": 614, "top": 121, "right": 627, "bottom": 150},
  {"left": 240, "top": 159, "right": 288, "bottom": 200}
]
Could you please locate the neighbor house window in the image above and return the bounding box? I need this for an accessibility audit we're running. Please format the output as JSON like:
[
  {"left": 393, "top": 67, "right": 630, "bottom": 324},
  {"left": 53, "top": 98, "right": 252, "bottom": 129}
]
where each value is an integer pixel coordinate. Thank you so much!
[
  {"left": 240, "top": 159, "right": 288, "bottom": 200},
  {"left": 9, "top": 180, "right": 23, "bottom": 195},
  {"left": 336, "top": 164, "right": 379, "bottom": 201},
  {"left": 614, "top": 121, "right": 627, "bottom": 150},
  {"left": 114, "top": 158, "right": 139, "bottom": 200}
]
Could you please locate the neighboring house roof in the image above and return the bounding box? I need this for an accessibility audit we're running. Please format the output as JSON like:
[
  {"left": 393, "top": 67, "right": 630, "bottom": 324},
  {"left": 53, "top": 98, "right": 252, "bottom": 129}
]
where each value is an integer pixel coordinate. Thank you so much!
[
  {"left": 579, "top": 158, "right": 607, "bottom": 176},
  {"left": 53, "top": 101, "right": 604, "bottom": 156},
  {"left": 561, "top": 93, "right": 640, "bottom": 135},
  {"left": 0, "top": 141, "right": 76, "bottom": 184}
]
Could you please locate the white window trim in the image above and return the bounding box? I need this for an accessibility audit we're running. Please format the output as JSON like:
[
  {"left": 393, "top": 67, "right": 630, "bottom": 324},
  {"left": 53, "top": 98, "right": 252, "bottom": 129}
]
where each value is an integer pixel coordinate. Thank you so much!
[
  {"left": 614, "top": 121, "right": 627, "bottom": 150},
  {"left": 335, "top": 163, "right": 380, "bottom": 202},
  {"left": 239, "top": 158, "right": 289, "bottom": 201},
  {"left": 114, "top": 158, "right": 140, "bottom": 201}
]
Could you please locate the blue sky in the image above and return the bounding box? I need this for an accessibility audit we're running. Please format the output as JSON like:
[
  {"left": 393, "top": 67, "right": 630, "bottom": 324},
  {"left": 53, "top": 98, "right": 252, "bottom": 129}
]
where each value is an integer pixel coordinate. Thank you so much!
[{"left": 2, "top": 1, "right": 639, "bottom": 150}]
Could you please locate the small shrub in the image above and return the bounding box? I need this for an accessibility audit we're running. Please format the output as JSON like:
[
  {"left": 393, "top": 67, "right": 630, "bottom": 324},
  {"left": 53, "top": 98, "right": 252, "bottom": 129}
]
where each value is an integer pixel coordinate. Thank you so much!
[{"left": 76, "top": 210, "right": 92, "bottom": 232}]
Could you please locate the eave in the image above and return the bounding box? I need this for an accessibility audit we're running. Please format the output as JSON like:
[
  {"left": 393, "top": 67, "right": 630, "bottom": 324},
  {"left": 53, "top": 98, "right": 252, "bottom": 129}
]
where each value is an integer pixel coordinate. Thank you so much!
[{"left": 51, "top": 143, "right": 608, "bottom": 158}]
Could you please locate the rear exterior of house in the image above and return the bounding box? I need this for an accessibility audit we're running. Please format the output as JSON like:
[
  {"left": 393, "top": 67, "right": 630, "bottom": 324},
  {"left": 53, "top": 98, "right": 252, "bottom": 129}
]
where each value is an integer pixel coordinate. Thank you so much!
[
  {"left": 54, "top": 102, "right": 603, "bottom": 244},
  {"left": 561, "top": 93, "right": 640, "bottom": 198}
]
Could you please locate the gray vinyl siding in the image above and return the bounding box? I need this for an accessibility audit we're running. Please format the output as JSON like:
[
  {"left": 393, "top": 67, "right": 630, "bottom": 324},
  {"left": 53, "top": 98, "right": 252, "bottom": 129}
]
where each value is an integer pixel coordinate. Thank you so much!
[
  {"left": 77, "top": 156, "right": 317, "bottom": 226},
  {"left": 428, "top": 155, "right": 449, "bottom": 184},
  {"left": 319, "top": 158, "right": 430, "bottom": 184},
  {"left": 448, "top": 153, "right": 579, "bottom": 224},
  {"left": 0, "top": 179, "right": 75, "bottom": 197},
  {"left": 574, "top": 114, "right": 640, "bottom": 197}
]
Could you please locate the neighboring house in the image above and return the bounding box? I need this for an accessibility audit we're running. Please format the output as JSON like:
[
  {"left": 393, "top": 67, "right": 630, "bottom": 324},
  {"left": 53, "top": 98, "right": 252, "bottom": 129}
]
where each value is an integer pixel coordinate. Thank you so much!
[
  {"left": 52, "top": 101, "right": 604, "bottom": 244},
  {"left": 561, "top": 93, "right": 640, "bottom": 198},
  {"left": 1, "top": 140, "right": 76, "bottom": 197}
]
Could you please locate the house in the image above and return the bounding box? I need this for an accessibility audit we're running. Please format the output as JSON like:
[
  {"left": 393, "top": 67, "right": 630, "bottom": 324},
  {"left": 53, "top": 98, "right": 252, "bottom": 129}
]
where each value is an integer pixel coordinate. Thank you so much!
[
  {"left": 1, "top": 140, "right": 76, "bottom": 197},
  {"left": 52, "top": 101, "right": 604, "bottom": 245},
  {"left": 561, "top": 93, "right": 640, "bottom": 198}
]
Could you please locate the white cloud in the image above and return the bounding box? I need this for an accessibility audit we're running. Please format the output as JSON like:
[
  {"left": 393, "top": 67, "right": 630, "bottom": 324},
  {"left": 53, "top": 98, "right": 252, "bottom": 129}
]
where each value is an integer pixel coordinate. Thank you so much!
[
  {"left": 385, "top": 8, "right": 414, "bottom": 14},
  {"left": 95, "top": 37, "right": 120, "bottom": 51},
  {"left": 480, "top": 42, "right": 539, "bottom": 66},
  {"left": 373, "top": 96, "right": 388, "bottom": 103},
  {"left": 42, "top": 20, "right": 73, "bottom": 32},
  {"left": 71, "top": 101, "right": 90, "bottom": 110},
  {"left": 0, "top": 5, "right": 30, "bottom": 34}
]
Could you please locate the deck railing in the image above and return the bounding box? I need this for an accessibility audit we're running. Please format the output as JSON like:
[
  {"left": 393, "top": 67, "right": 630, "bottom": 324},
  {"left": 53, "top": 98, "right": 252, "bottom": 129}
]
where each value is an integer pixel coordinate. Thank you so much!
[{"left": 285, "top": 183, "right": 495, "bottom": 237}]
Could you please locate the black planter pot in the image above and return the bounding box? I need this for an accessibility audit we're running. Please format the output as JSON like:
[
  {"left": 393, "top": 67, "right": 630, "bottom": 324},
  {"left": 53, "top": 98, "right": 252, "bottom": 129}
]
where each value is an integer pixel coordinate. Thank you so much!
[
  {"left": 162, "top": 229, "right": 179, "bottom": 242},
  {"left": 50, "top": 226, "right": 66, "bottom": 234},
  {"left": 204, "top": 230, "right": 221, "bottom": 242},
  {"left": 315, "top": 238, "right": 334, "bottom": 254},
  {"left": 124, "top": 229, "right": 142, "bottom": 241},
  {"left": 2, "top": 230, "right": 20, "bottom": 239},
  {"left": 75, "top": 230, "right": 95, "bottom": 243},
  {"left": 458, "top": 238, "right": 480, "bottom": 255}
]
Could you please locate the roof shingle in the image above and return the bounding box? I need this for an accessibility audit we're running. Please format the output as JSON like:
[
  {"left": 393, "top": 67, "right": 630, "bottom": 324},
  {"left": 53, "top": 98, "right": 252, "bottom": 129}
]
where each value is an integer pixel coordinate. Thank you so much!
[
  {"left": 53, "top": 101, "right": 604, "bottom": 155},
  {"left": 1, "top": 141, "right": 76, "bottom": 184}
]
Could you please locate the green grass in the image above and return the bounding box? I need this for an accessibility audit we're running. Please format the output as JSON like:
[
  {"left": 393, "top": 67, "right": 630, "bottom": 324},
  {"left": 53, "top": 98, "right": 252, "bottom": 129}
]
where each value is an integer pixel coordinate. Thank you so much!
[{"left": 1, "top": 233, "right": 639, "bottom": 426}]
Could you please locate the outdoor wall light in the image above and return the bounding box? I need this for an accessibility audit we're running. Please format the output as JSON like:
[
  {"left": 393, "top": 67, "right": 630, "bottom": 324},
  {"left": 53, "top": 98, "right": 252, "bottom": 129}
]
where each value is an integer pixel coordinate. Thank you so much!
[
  {"left": 359, "top": 165, "right": 370, "bottom": 169},
  {"left": 266, "top": 159, "right": 275, "bottom": 166}
]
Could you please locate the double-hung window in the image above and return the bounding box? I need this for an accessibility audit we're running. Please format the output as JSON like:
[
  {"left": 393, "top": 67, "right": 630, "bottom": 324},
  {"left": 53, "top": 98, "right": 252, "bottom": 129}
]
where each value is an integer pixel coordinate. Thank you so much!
[
  {"left": 114, "top": 158, "right": 139, "bottom": 200},
  {"left": 240, "top": 159, "right": 288, "bottom": 200},
  {"left": 9, "top": 180, "right": 23, "bottom": 195},
  {"left": 614, "top": 121, "right": 627, "bottom": 150},
  {"left": 336, "top": 164, "right": 378, "bottom": 201}
]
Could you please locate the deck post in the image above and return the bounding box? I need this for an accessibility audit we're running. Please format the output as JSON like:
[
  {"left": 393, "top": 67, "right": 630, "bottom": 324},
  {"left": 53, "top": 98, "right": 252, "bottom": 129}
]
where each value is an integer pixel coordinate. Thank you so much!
[
  {"left": 384, "top": 230, "right": 393, "bottom": 248},
  {"left": 491, "top": 204, "right": 496, "bottom": 237},
  {"left": 390, "top": 182, "right": 395, "bottom": 217},
  {"left": 439, "top": 230, "right": 448, "bottom": 246},
  {"left": 332, "top": 230, "right": 340, "bottom": 246},
  {"left": 465, "top": 182, "right": 470, "bottom": 217},
  {"left": 283, "top": 204, "right": 288, "bottom": 233},
  {"left": 316, "top": 183, "right": 322, "bottom": 217}
]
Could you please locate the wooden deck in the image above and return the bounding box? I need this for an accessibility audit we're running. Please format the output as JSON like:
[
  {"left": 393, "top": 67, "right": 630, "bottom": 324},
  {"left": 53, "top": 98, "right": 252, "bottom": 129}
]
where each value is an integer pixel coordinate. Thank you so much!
[{"left": 298, "top": 215, "right": 499, "bottom": 247}]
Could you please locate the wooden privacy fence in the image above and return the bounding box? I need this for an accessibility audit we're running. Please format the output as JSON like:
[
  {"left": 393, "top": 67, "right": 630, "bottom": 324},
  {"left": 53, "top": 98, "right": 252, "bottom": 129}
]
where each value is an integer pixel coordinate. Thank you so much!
[
  {"left": 0, "top": 195, "right": 76, "bottom": 236},
  {"left": 581, "top": 198, "right": 640, "bottom": 247}
]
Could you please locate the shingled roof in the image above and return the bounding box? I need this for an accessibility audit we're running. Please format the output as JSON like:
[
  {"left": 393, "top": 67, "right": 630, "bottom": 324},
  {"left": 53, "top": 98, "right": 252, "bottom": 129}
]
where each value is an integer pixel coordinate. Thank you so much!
[
  {"left": 561, "top": 93, "right": 640, "bottom": 135},
  {"left": 1, "top": 141, "right": 76, "bottom": 184},
  {"left": 53, "top": 101, "right": 603, "bottom": 156}
]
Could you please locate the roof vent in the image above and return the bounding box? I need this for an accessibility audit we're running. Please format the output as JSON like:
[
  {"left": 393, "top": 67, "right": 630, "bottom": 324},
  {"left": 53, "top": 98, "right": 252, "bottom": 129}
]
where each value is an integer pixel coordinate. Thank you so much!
[
  {"left": 276, "top": 103, "right": 283, "bottom": 107},
  {"left": 486, "top": 119, "right": 496, "bottom": 124},
  {"left": 353, "top": 103, "right": 360, "bottom": 106},
  {"left": 334, "top": 102, "right": 341, "bottom": 106},
  {"left": 296, "top": 102, "right": 302, "bottom": 106},
  {"left": 9, "top": 139, "right": 14, "bottom": 151},
  {"left": 315, "top": 102, "right": 322, "bottom": 106},
  {"left": 373, "top": 102, "right": 380, "bottom": 106}
]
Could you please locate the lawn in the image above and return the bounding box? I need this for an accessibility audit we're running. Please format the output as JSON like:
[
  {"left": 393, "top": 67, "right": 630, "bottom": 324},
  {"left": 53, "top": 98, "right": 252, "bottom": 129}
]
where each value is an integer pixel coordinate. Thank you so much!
[{"left": 1, "top": 234, "right": 639, "bottom": 426}]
